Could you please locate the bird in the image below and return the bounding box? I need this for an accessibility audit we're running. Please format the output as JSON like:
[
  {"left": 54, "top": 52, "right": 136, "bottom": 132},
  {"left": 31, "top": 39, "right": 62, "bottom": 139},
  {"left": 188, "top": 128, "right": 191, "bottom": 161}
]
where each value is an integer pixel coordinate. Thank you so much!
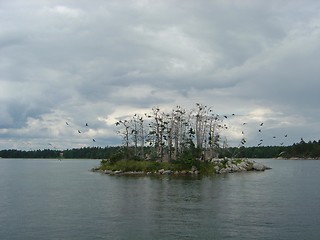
[
  {"left": 66, "top": 122, "right": 69, "bottom": 125},
  {"left": 85, "top": 123, "right": 88, "bottom": 127},
  {"left": 224, "top": 115, "right": 228, "bottom": 119},
  {"left": 260, "top": 123, "right": 263, "bottom": 126},
  {"left": 273, "top": 136, "right": 276, "bottom": 138},
  {"left": 243, "top": 122, "right": 247, "bottom": 125},
  {"left": 92, "top": 138, "right": 96, "bottom": 142},
  {"left": 259, "top": 129, "right": 261, "bottom": 132},
  {"left": 78, "top": 130, "right": 81, "bottom": 133},
  {"left": 285, "top": 134, "right": 288, "bottom": 137}
]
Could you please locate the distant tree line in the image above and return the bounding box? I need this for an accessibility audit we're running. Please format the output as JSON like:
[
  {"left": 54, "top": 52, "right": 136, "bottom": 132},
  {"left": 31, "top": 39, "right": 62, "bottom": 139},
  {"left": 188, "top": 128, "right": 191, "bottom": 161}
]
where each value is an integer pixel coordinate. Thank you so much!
[
  {"left": 219, "top": 139, "right": 320, "bottom": 159},
  {"left": 1, "top": 139, "right": 320, "bottom": 160},
  {"left": 0, "top": 146, "right": 120, "bottom": 159}
]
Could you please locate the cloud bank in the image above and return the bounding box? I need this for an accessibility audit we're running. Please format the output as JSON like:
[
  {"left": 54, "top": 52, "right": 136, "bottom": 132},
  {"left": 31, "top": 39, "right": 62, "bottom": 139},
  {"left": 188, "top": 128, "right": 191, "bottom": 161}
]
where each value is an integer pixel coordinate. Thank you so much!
[{"left": 1, "top": 0, "right": 320, "bottom": 150}]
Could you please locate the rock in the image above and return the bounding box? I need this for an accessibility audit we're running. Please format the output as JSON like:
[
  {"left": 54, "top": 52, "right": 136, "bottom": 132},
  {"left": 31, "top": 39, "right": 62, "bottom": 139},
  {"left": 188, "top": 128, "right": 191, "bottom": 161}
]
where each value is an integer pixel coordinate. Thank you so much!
[
  {"left": 238, "top": 161, "right": 248, "bottom": 169},
  {"left": 230, "top": 164, "right": 239, "bottom": 172},
  {"left": 163, "top": 170, "right": 172, "bottom": 175},
  {"left": 252, "top": 162, "right": 267, "bottom": 171}
]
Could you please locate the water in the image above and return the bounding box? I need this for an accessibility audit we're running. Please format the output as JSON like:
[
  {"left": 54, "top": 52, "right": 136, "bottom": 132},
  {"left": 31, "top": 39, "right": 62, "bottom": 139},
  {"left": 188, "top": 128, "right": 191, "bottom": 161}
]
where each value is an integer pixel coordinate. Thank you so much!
[{"left": 0, "top": 158, "right": 320, "bottom": 240}]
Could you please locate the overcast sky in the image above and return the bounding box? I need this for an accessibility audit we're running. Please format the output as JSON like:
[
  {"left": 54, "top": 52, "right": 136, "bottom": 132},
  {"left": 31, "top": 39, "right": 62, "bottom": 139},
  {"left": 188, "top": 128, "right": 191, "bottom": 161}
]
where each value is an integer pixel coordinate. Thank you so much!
[{"left": 1, "top": 0, "right": 320, "bottom": 150}]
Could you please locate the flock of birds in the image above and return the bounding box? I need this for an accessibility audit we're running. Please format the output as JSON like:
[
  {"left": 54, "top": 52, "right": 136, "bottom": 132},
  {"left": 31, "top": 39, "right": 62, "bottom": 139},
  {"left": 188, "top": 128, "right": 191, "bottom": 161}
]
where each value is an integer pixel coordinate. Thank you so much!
[
  {"left": 219, "top": 113, "right": 289, "bottom": 147},
  {"left": 49, "top": 112, "right": 289, "bottom": 151},
  {"left": 65, "top": 121, "right": 96, "bottom": 143},
  {"left": 47, "top": 121, "right": 98, "bottom": 150}
]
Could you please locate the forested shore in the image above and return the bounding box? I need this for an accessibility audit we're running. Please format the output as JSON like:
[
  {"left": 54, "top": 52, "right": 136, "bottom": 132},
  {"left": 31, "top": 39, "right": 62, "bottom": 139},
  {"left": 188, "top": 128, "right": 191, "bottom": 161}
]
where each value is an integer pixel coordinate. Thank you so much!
[{"left": 1, "top": 139, "right": 320, "bottom": 159}]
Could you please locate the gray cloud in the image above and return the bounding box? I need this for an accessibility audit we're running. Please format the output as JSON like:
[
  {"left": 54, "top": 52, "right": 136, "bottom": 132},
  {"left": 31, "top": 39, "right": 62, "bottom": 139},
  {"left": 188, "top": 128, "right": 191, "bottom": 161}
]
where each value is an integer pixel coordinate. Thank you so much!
[{"left": 1, "top": 0, "right": 320, "bottom": 150}]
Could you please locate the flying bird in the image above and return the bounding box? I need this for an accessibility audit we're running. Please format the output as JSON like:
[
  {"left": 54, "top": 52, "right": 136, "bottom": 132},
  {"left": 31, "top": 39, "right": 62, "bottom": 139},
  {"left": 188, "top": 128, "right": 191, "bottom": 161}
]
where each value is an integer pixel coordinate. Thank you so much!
[
  {"left": 243, "top": 122, "right": 247, "bottom": 125},
  {"left": 66, "top": 122, "right": 69, "bottom": 125},
  {"left": 85, "top": 123, "right": 88, "bottom": 127},
  {"left": 260, "top": 123, "right": 263, "bottom": 126},
  {"left": 258, "top": 129, "right": 261, "bottom": 132},
  {"left": 92, "top": 138, "right": 96, "bottom": 142},
  {"left": 285, "top": 134, "right": 288, "bottom": 137},
  {"left": 78, "top": 130, "right": 81, "bottom": 133}
]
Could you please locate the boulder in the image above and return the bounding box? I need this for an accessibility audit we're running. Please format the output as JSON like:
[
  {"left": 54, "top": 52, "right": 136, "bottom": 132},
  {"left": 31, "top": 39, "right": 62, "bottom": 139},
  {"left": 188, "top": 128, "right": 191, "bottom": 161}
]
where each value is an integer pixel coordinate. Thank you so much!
[
  {"left": 163, "top": 170, "right": 172, "bottom": 175},
  {"left": 252, "top": 162, "right": 267, "bottom": 171}
]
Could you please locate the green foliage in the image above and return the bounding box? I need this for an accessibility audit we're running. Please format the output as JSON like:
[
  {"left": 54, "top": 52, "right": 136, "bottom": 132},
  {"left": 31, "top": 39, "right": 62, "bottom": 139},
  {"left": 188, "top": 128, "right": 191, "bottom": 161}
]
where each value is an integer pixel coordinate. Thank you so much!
[
  {"left": 197, "top": 163, "right": 217, "bottom": 175},
  {"left": 176, "top": 151, "right": 198, "bottom": 169}
]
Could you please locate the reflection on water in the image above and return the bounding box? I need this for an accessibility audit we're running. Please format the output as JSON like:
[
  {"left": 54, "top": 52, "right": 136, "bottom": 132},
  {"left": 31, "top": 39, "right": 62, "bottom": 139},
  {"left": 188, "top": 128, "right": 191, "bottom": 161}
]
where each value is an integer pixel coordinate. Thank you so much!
[{"left": 0, "top": 159, "right": 320, "bottom": 239}]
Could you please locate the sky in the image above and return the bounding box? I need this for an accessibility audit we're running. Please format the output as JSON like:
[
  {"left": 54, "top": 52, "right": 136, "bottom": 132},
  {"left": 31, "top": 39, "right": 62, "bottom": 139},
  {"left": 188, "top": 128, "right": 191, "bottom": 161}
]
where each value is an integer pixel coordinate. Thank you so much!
[{"left": 1, "top": 0, "right": 320, "bottom": 150}]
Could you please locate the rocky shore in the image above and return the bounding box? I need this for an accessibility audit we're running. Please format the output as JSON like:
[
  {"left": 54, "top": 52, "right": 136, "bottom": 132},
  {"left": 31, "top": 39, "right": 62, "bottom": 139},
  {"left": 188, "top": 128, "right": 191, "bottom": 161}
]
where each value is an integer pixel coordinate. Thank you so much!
[{"left": 91, "top": 158, "right": 271, "bottom": 176}]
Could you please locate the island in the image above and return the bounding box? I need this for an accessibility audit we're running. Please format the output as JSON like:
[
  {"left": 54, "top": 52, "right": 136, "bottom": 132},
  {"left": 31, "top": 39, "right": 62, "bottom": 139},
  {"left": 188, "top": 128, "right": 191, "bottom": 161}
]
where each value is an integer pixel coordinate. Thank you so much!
[{"left": 92, "top": 158, "right": 271, "bottom": 176}]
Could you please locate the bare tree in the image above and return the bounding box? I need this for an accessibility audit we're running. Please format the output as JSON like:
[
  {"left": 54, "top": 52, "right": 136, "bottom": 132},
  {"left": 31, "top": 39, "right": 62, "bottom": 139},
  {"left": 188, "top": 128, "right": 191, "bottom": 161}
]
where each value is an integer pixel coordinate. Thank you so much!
[{"left": 115, "top": 103, "right": 224, "bottom": 162}]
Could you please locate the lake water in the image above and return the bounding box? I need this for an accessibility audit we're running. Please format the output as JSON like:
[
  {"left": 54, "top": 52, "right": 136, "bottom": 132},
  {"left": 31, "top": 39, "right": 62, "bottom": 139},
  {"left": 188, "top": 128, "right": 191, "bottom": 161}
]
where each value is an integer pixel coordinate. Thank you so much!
[{"left": 0, "top": 158, "right": 320, "bottom": 240}]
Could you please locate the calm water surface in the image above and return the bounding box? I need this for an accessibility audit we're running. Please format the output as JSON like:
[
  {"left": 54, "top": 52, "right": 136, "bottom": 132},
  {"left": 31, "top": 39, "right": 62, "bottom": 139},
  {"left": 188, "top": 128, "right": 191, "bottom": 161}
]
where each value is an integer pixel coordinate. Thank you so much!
[{"left": 0, "top": 158, "right": 320, "bottom": 240}]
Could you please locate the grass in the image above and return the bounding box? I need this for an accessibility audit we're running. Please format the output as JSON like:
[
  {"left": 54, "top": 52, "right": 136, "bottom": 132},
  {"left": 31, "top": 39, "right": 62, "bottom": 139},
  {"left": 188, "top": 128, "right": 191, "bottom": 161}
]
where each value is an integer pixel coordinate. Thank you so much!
[{"left": 99, "top": 159, "right": 198, "bottom": 173}]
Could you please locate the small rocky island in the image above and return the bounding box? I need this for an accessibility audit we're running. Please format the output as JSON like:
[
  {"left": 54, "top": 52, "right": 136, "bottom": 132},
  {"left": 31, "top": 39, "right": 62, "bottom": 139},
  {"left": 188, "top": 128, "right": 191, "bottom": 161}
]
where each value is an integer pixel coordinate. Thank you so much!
[
  {"left": 93, "top": 104, "right": 272, "bottom": 176},
  {"left": 92, "top": 158, "right": 271, "bottom": 176}
]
